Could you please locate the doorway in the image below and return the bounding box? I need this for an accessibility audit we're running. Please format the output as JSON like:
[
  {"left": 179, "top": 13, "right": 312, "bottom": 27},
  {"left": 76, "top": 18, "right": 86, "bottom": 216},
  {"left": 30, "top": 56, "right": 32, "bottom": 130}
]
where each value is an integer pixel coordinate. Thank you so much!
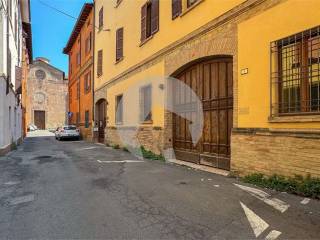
[{"left": 34, "top": 110, "right": 46, "bottom": 130}]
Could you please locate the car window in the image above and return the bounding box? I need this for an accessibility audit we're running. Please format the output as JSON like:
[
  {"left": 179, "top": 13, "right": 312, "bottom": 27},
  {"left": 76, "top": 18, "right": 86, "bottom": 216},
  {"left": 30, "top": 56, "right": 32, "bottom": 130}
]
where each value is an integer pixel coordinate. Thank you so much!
[{"left": 64, "top": 126, "right": 77, "bottom": 130}]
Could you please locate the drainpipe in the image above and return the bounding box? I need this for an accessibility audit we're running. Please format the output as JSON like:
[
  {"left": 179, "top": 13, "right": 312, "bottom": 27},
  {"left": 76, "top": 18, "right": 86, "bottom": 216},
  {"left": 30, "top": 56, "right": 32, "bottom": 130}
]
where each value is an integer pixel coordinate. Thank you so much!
[{"left": 92, "top": 3, "right": 95, "bottom": 141}]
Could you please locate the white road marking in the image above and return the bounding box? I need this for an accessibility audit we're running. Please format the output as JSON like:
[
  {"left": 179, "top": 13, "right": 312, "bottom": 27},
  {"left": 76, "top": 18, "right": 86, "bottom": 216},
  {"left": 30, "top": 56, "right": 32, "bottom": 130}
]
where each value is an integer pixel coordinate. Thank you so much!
[
  {"left": 300, "top": 198, "right": 310, "bottom": 205},
  {"left": 265, "top": 230, "right": 282, "bottom": 240},
  {"left": 97, "top": 160, "right": 144, "bottom": 163},
  {"left": 79, "top": 146, "right": 99, "bottom": 150},
  {"left": 234, "top": 183, "right": 289, "bottom": 213},
  {"left": 240, "top": 201, "right": 269, "bottom": 237},
  {"left": 214, "top": 184, "right": 220, "bottom": 188},
  {"left": 95, "top": 143, "right": 106, "bottom": 146},
  {"left": 4, "top": 181, "right": 20, "bottom": 186},
  {"left": 9, "top": 194, "right": 35, "bottom": 205}
]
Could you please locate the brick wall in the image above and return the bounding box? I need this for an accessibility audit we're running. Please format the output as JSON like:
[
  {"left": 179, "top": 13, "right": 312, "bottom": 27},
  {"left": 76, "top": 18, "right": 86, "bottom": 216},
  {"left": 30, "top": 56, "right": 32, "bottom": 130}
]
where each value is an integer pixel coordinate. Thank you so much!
[
  {"left": 106, "top": 126, "right": 164, "bottom": 155},
  {"left": 231, "top": 129, "right": 320, "bottom": 178}
]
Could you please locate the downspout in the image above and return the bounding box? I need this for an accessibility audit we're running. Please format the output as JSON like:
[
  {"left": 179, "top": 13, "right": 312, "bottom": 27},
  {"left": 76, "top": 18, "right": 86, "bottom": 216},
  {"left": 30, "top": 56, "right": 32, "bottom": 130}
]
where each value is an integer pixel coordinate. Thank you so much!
[
  {"left": 92, "top": 2, "right": 95, "bottom": 141},
  {"left": 79, "top": 33, "right": 81, "bottom": 130}
]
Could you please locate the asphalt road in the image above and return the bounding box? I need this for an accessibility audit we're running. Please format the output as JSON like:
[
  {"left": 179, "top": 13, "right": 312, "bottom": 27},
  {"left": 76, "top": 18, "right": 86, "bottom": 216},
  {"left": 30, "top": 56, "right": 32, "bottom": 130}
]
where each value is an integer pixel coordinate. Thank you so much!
[{"left": 0, "top": 131, "right": 319, "bottom": 239}]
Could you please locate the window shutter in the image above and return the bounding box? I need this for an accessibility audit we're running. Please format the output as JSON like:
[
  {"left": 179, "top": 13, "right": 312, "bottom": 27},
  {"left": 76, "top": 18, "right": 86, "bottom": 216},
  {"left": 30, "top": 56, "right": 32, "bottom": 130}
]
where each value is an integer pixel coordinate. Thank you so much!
[
  {"left": 151, "top": 0, "right": 159, "bottom": 34},
  {"left": 141, "top": 3, "right": 147, "bottom": 41},
  {"left": 116, "top": 28, "right": 123, "bottom": 61},
  {"left": 97, "top": 50, "right": 103, "bottom": 76},
  {"left": 172, "top": 0, "right": 182, "bottom": 19},
  {"left": 99, "top": 7, "right": 103, "bottom": 29}
]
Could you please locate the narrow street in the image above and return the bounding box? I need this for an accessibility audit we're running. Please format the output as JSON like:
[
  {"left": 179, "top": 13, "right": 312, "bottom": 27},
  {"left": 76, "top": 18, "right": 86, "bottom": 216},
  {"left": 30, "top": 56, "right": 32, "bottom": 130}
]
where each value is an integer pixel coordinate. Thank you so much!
[{"left": 0, "top": 132, "right": 319, "bottom": 239}]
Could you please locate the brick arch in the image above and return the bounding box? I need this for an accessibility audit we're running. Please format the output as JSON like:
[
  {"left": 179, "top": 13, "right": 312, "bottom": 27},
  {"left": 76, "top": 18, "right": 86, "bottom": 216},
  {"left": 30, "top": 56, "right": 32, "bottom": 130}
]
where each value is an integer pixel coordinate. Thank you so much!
[
  {"left": 169, "top": 55, "right": 234, "bottom": 78},
  {"left": 164, "top": 22, "right": 237, "bottom": 76}
]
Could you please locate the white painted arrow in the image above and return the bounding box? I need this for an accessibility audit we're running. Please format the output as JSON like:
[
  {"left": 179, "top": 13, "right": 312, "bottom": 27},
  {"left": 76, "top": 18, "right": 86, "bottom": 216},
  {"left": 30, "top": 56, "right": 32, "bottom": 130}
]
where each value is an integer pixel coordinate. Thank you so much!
[
  {"left": 234, "top": 183, "right": 289, "bottom": 213},
  {"left": 240, "top": 201, "right": 269, "bottom": 237},
  {"left": 265, "top": 230, "right": 282, "bottom": 240}
]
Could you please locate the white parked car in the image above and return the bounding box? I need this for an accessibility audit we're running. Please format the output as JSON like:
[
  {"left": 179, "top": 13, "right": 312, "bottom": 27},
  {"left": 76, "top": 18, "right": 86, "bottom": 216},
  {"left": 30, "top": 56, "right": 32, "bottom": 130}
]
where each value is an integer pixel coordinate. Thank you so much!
[{"left": 55, "top": 125, "right": 80, "bottom": 140}]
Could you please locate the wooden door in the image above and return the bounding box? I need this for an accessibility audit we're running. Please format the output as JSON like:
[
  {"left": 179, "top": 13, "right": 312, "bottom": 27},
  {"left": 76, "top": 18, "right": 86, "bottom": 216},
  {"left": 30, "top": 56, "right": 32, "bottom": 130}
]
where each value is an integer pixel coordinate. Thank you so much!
[
  {"left": 173, "top": 58, "right": 233, "bottom": 170},
  {"left": 97, "top": 100, "right": 106, "bottom": 143},
  {"left": 34, "top": 110, "right": 45, "bottom": 130}
]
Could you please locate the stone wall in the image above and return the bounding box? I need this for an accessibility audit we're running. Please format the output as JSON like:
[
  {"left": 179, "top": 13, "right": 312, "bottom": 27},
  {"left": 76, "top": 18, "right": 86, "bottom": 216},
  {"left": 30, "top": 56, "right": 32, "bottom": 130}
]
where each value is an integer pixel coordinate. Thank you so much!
[
  {"left": 231, "top": 129, "right": 320, "bottom": 178},
  {"left": 27, "top": 59, "right": 68, "bottom": 130},
  {"left": 106, "top": 126, "right": 164, "bottom": 155}
]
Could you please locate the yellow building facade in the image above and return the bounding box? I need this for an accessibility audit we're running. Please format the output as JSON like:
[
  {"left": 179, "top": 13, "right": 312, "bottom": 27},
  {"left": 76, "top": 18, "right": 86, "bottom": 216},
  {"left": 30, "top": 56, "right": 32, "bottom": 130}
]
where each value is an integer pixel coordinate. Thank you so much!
[{"left": 94, "top": 0, "right": 320, "bottom": 177}]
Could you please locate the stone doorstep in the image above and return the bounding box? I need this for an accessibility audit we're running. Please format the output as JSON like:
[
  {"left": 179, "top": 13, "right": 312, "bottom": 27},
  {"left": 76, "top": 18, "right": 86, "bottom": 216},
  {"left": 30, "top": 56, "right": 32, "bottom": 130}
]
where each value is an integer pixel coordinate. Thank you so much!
[{"left": 167, "top": 159, "right": 230, "bottom": 177}]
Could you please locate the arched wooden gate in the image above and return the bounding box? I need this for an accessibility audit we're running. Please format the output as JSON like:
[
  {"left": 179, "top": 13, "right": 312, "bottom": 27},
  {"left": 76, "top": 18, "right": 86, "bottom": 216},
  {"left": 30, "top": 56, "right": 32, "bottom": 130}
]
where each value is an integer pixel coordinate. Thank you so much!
[{"left": 172, "top": 57, "right": 233, "bottom": 170}]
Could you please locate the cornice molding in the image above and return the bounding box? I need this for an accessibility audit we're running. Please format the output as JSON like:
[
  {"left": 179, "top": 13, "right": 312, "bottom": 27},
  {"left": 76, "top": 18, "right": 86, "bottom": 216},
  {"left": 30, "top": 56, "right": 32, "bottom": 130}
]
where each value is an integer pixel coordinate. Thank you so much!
[{"left": 95, "top": 0, "right": 271, "bottom": 92}]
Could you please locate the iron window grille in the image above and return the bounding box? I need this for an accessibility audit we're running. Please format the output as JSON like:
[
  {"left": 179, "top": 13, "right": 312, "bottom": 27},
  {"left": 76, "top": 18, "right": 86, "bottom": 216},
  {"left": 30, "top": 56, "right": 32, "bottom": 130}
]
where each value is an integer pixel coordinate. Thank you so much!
[{"left": 270, "top": 26, "right": 320, "bottom": 116}]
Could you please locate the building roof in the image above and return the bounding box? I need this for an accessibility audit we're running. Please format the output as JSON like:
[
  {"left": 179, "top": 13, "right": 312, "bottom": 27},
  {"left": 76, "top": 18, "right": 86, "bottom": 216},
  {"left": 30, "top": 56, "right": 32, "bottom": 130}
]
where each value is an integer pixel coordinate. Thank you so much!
[
  {"left": 63, "top": 3, "right": 93, "bottom": 54},
  {"left": 23, "top": 22, "right": 33, "bottom": 60},
  {"left": 21, "top": 0, "right": 33, "bottom": 60},
  {"left": 32, "top": 57, "right": 66, "bottom": 80}
]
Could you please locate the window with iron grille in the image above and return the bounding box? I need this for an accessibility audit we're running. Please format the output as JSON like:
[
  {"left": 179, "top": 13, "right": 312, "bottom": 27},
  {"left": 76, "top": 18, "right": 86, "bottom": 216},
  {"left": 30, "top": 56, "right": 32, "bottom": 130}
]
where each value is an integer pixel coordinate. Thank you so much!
[
  {"left": 115, "top": 94, "right": 123, "bottom": 124},
  {"left": 85, "top": 110, "right": 90, "bottom": 128},
  {"left": 271, "top": 26, "right": 320, "bottom": 116},
  {"left": 140, "top": 85, "right": 152, "bottom": 122}
]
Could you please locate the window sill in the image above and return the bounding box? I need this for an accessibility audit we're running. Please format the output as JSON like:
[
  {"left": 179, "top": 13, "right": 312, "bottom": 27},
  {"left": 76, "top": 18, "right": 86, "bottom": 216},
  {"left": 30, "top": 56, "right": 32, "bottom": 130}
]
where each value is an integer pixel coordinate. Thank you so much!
[
  {"left": 180, "top": 0, "right": 204, "bottom": 18},
  {"left": 139, "top": 35, "right": 153, "bottom": 47},
  {"left": 115, "top": 57, "right": 124, "bottom": 65},
  {"left": 269, "top": 114, "right": 320, "bottom": 123},
  {"left": 140, "top": 120, "right": 153, "bottom": 125},
  {"left": 115, "top": 122, "right": 123, "bottom": 125}
]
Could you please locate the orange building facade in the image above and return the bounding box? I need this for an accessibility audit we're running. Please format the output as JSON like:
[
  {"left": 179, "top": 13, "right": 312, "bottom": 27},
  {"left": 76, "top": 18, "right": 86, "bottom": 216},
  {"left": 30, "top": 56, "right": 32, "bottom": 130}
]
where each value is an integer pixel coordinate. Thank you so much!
[{"left": 63, "top": 3, "right": 94, "bottom": 140}]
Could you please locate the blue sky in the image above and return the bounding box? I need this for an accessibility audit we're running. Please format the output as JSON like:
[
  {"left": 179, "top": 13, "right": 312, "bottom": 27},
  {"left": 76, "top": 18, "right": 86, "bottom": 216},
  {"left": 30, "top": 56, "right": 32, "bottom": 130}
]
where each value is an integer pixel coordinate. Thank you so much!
[{"left": 31, "top": 0, "right": 93, "bottom": 74}]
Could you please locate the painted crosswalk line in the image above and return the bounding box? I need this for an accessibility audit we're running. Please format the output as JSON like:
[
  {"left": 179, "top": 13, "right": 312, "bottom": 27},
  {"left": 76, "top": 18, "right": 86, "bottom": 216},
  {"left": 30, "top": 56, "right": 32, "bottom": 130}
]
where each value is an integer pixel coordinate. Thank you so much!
[{"left": 235, "top": 183, "right": 290, "bottom": 213}]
